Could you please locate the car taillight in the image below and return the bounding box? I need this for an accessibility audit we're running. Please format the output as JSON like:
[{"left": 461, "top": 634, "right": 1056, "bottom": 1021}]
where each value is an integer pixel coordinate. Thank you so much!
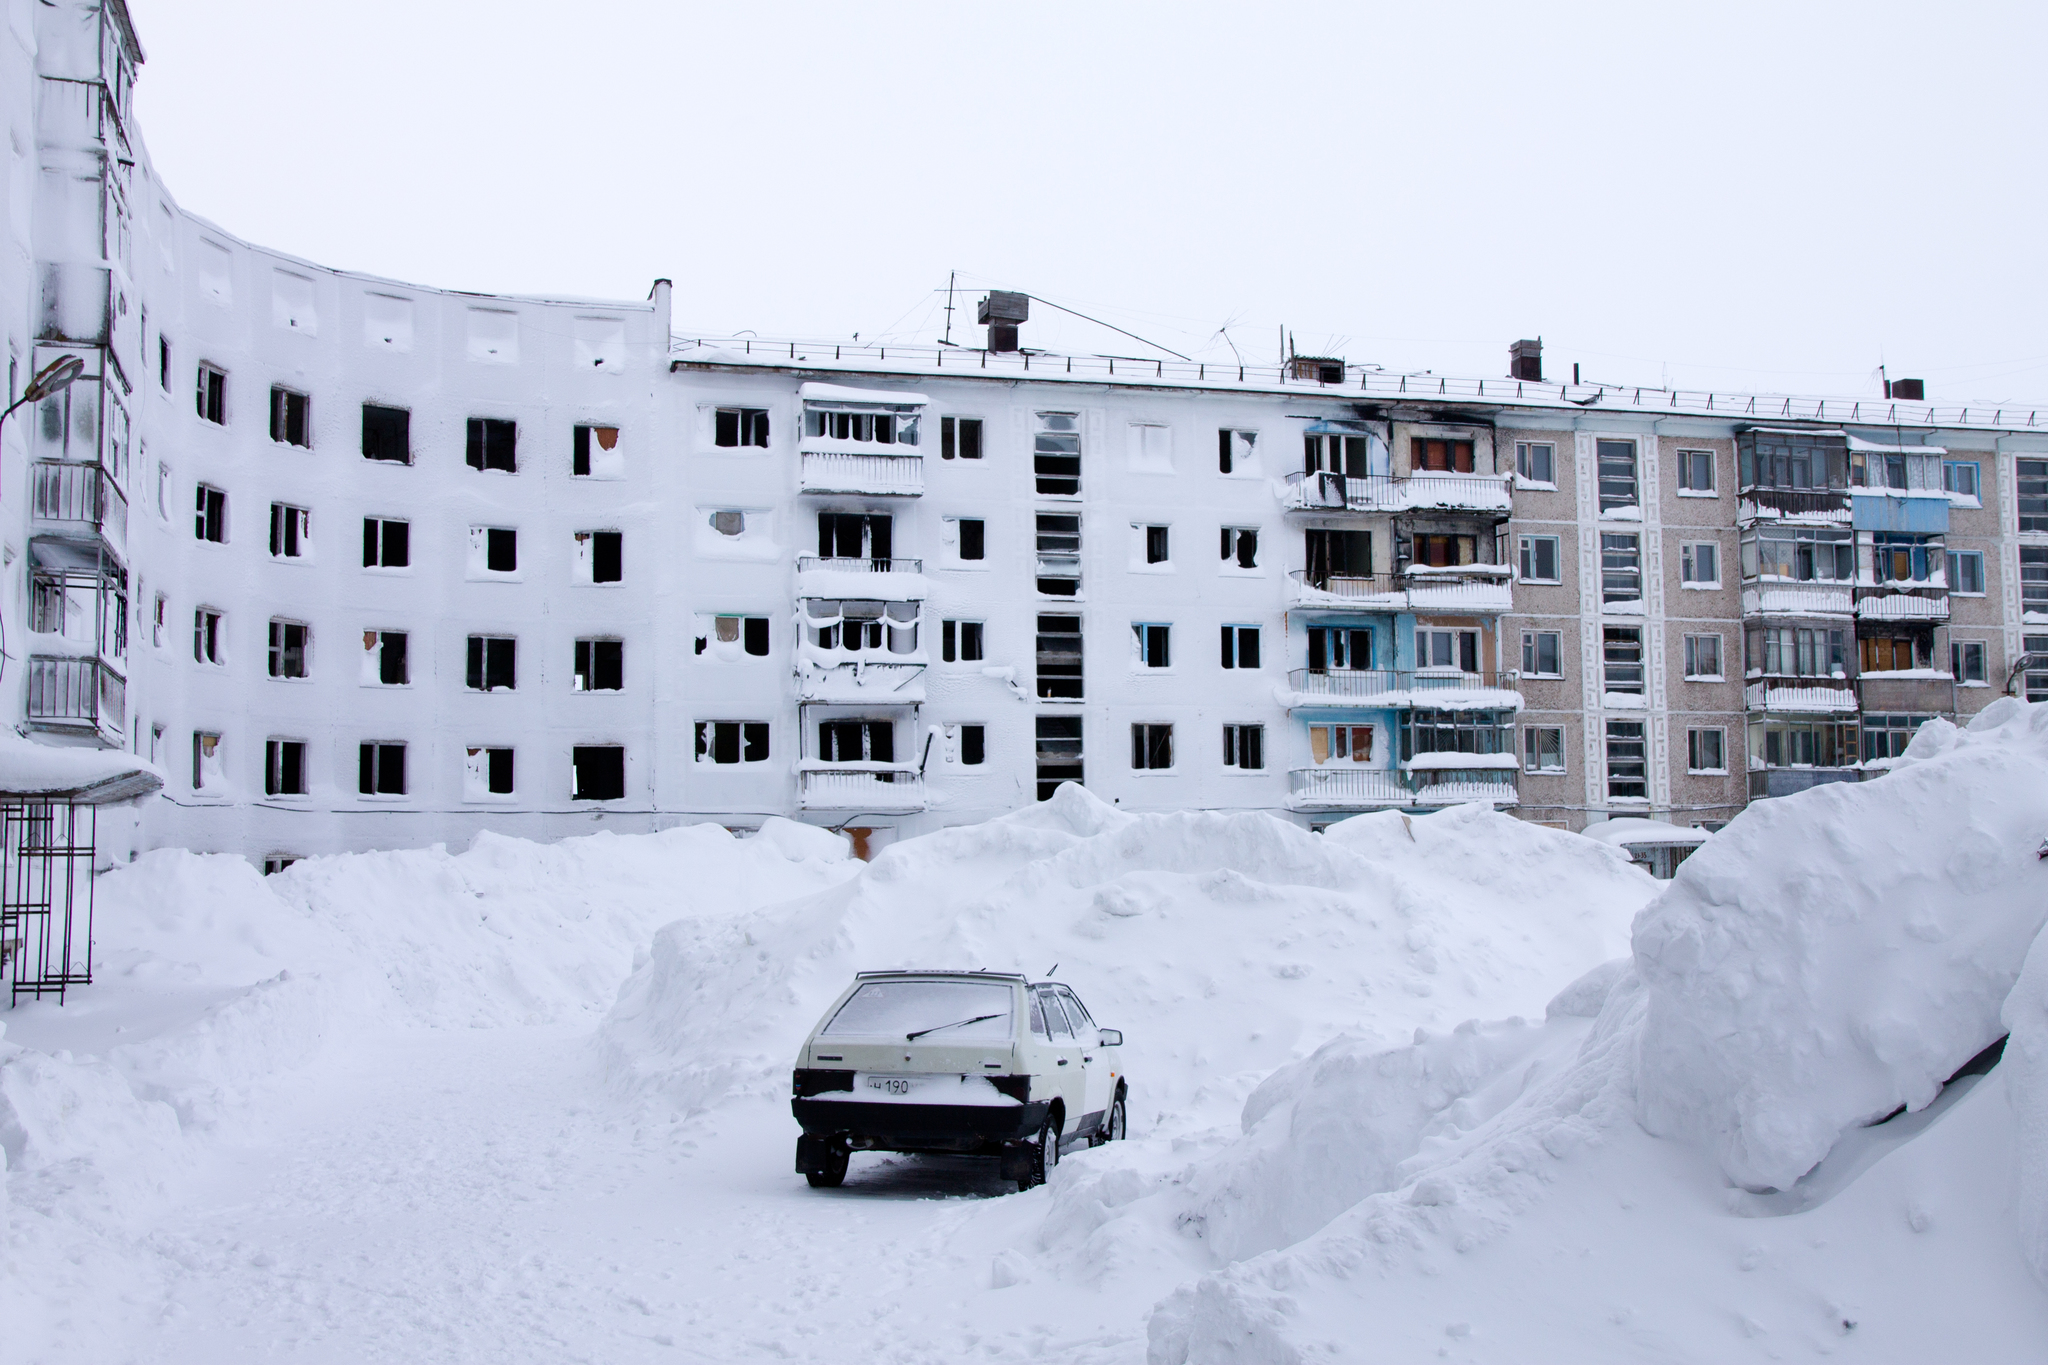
[
  {"left": 792, "top": 1068, "right": 855, "bottom": 1097},
  {"left": 986, "top": 1075, "right": 1031, "bottom": 1102}
]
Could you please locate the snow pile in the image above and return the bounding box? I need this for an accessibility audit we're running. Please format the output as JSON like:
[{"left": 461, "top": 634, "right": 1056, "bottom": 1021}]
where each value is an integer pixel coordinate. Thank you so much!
[
  {"left": 1636, "top": 696, "right": 2048, "bottom": 1189},
  {"left": 598, "top": 790, "right": 1654, "bottom": 1130},
  {"left": 1146, "top": 699, "right": 2048, "bottom": 1363}
]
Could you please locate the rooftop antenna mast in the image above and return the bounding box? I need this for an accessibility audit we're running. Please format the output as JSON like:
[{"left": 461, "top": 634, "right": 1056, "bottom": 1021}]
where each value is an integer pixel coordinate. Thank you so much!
[{"left": 940, "top": 271, "right": 958, "bottom": 346}]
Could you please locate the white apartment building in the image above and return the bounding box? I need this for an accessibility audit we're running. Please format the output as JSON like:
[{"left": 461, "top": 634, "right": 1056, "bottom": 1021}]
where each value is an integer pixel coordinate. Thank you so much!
[{"left": 5, "top": 0, "right": 2046, "bottom": 865}]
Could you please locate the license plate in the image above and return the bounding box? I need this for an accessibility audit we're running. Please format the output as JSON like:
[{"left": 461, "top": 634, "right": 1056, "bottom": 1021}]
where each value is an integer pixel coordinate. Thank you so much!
[{"left": 863, "top": 1074, "right": 925, "bottom": 1096}]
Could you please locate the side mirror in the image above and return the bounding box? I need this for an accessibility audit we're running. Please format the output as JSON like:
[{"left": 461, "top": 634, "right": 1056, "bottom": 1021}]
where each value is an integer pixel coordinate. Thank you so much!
[{"left": 1097, "top": 1028, "right": 1123, "bottom": 1047}]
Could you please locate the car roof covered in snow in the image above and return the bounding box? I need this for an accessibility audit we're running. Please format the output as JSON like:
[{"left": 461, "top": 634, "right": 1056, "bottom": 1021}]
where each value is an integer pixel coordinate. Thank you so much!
[{"left": 853, "top": 969, "right": 1027, "bottom": 982}]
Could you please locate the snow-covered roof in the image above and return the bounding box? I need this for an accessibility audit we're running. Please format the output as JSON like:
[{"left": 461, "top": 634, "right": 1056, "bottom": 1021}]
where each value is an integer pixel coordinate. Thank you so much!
[
  {"left": 797, "top": 382, "right": 928, "bottom": 407},
  {"left": 1846, "top": 435, "right": 1947, "bottom": 455},
  {"left": 0, "top": 732, "right": 164, "bottom": 803},
  {"left": 1579, "top": 817, "right": 1712, "bottom": 849}
]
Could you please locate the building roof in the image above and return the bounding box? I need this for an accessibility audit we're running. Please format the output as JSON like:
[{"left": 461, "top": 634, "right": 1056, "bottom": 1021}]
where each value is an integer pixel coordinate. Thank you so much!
[{"left": 0, "top": 732, "right": 164, "bottom": 804}]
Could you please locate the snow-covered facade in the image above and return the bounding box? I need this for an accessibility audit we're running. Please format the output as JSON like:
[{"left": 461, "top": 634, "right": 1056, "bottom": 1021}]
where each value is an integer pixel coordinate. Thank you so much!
[{"left": 4, "top": 0, "right": 2046, "bottom": 862}]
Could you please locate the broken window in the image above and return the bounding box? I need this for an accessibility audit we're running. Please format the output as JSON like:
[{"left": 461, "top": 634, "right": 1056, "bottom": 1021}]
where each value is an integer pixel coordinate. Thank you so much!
[
  {"left": 694, "top": 721, "right": 769, "bottom": 764},
  {"left": 1219, "top": 625, "right": 1260, "bottom": 670},
  {"left": 267, "top": 619, "right": 309, "bottom": 679},
  {"left": 1142, "top": 525, "right": 1170, "bottom": 565},
  {"left": 1130, "top": 723, "right": 1173, "bottom": 770},
  {"left": 574, "top": 638, "right": 624, "bottom": 691},
  {"left": 152, "top": 593, "right": 166, "bottom": 649},
  {"left": 1222, "top": 724, "right": 1263, "bottom": 770},
  {"left": 361, "top": 403, "right": 410, "bottom": 463},
  {"left": 1218, "top": 428, "right": 1256, "bottom": 474},
  {"left": 158, "top": 335, "right": 170, "bottom": 390},
  {"left": 1036, "top": 513, "right": 1081, "bottom": 594},
  {"left": 359, "top": 742, "right": 406, "bottom": 796},
  {"left": 1308, "top": 724, "right": 1372, "bottom": 764},
  {"left": 818, "top": 720, "right": 895, "bottom": 764},
  {"left": 1522, "top": 727, "right": 1565, "bottom": 774},
  {"left": 362, "top": 517, "right": 409, "bottom": 568},
  {"left": 1522, "top": 630, "right": 1561, "bottom": 677},
  {"left": 1688, "top": 728, "right": 1727, "bottom": 773},
  {"left": 1600, "top": 533, "right": 1641, "bottom": 603},
  {"left": 941, "top": 416, "right": 982, "bottom": 460},
  {"left": 576, "top": 530, "right": 624, "bottom": 584},
  {"left": 711, "top": 510, "right": 745, "bottom": 537},
  {"left": 1304, "top": 433, "right": 1368, "bottom": 477},
  {"left": 806, "top": 407, "right": 916, "bottom": 446},
  {"left": 1597, "top": 440, "right": 1638, "bottom": 509},
  {"left": 957, "top": 724, "right": 986, "bottom": 766},
  {"left": 1308, "top": 626, "right": 1373, "bottom": 672},
  {"left": 465, "top": 746, "right": 516, "bottom": 798},
  {"left": 572, "top": 424, "right": 621, "bottom": 477},
  {"left": 714, "top": 408, "right": 770, "bottom": 448},
  {"left": 269, "top": 386, "right": 309, "bottom": 447},
  {"left": 195, "top": 484, "right": 226, "bottom": 542},
  {"left": 192, "top": 731, "right": 222, "bottom": 790},
  {"left": 572, "top": 745, "right": 627, "bottom": 799},
  {"left": 817, "top": 512, "right": 893, "bottom": 563},
  {"left": 469, "top": 526, "right": 517, "bottom": 574},
  {"left": 1132, "top": 623, "right": 1171, "bottom": 669},
  {"left": 941, "top": 619, "right": 984, "bottom": 663},
  {"left": 701, "top": 616, "right": 770, "bottom": 657},
  {"left": 1684, "top": 634, "right": 1722, "bottom": 679},
  {"left": 365, "top": 629, "right": 408, "bottom": 686},
  {"left": 1304, "top": 529, "right": 1372, "bottom": 588},
  {"left": 196, "top": 363, "right": 226, "bottom": 424},
  {"left": 1518, "top": 535, "right": 1559, "bottom": 582},
  {"left": 1220, "top": 527, "right": 1258, "bottom": 569},
  {"left": 1036, "top": 614, "right": 1083, "bottom": 700},
  {"left": 466, "top": 635, "right": 516, "bottom": 691},
  {"left": 1605, "top": 721, "right": 1646, "bottom": 798},
  {"left": 466, "top": 418, "right": 517, "bottom": 472},
  {"left": 1412, "top": 437, "right": 1475, "bottom": 473},
  {"left": 1035, "top": 716, "right": 1083, "bottom": 799},
  {"left": 956, "top": 518, "right": 985, "bottom": 561},
  {"left": 194, "top": 608, "right": 224, "bottom": 664},
  {"left": 1603, "top": 627, "right": 1644, "bottom": 694},
  {"left": 1035, "top": 412, "right": 1081, "bottom": 496},
  {"left": 265, "top": 739, "right": 307, "bottom": 796},
  {"left": 270, "top": 503, "right": 310, "bottom": 559}
]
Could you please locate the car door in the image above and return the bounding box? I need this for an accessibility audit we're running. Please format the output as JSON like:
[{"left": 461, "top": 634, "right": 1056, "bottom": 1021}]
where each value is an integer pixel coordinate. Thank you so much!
[
  {"left": 1035, "top": 986, "right": 1087, "bottom": 1138},
  {"left": 1058, "top": 986, "right": 1115, "bottom": 1134}
]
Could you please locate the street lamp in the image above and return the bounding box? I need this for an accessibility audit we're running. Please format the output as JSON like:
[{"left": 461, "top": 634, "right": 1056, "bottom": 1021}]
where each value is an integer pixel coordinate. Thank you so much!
[{"left": 0, "top": 354, "right": 87, "bottom": 475}]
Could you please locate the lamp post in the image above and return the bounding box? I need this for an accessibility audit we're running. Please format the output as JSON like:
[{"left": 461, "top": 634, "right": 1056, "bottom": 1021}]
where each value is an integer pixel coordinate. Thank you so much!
[{"left": 0, "top": 354, "right": 86, "bottom": 478}]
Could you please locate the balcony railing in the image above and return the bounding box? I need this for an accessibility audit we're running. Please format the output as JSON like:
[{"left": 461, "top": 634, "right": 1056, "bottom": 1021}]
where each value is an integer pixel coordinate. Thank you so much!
[
  {"left": 1744, "top": 679, "right": 1858, "bottom": 713},
  {"left": 798, "top": 450, "right": 924, "bottom": 496},
  {"left": 795, "top": 555, "right": 924, "bottom": 575},
  {"left": 1738, "top": 487, "right": 1852, "bottom": 522},
  {"left": 1854, "top": 583, "right": 1950, "bottom": 621},
  {"left": 1287, "top": 765, "right": 1517, "bottom": 809},
  {"left": 1281, "top": 470, "right": 1511, "bottom": 514},
  {"left": 1288, "top": 668, "right": 1520, "bottom": 706},
  {"left": 798, "top": 767, "right": 927, "bottom": 812},
  {"left": 26, "top": 656, "right": 125, "bottom": 742},
  {"left": 1404, "top": 567, "right": 1515, "bottom": 613},
  {"left": 796, "top": 660, "right": 927, "bottom": 702},
  {"left": 32, "top": 462, "right": 128, "bottom": 552},
  {"left": 1288, "top": 570, "right": 1408, "bottom": 608},
  {"left": 1742, "top": 581, "right": 1855, "bottom": 619}
]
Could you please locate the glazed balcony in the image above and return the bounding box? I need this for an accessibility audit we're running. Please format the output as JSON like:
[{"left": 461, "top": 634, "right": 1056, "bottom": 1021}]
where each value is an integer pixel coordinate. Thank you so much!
[
  {"left": 26, "top": 655, "right": 125, "bottom": 745},
  {"left": 31, "top": 461, "right": 127, "bottom": 559}
]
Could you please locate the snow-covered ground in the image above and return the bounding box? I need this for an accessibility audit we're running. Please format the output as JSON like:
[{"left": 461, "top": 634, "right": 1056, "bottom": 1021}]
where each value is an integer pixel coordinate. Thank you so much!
[{"left": 5, "top": 700, "right": 2048, "bottom": 1362}]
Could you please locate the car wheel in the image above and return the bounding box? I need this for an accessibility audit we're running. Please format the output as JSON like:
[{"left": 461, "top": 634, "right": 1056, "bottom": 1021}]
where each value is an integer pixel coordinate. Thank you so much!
[
  {"left": 1017, "top": 1114, "right": 1060, "bottom": 1191},
  {"left": 1106, "top": 1091, "right": 1128, "bottom": 1142},
  {"left": 804, "top": 1141, "right": 849, "bottom": 1188}
]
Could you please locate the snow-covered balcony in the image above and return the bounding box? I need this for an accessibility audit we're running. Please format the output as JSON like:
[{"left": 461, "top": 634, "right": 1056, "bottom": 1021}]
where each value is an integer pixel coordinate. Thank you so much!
[
  {"left": 1403, "top": 564, "right": 1514, "bottom": 614},
  {"left": 1285, "top": 668, "right": 1522, "bottom": 711},
  {"left": 1281, "top": 470, "right": 1512, "bottom": 515},
  {"left": 32, "top": 461, "right": 128, "bottom": 560},
  {"left": 794, "top": 556, "right": 926, "bottom": 601},
  {"left": 1744, "top": 679, "right": 1858, "bottom": 714},
  {"left": 1737, "top": 486, "right": 1852, "bottom": 523},
  {"left": 1287, "top": 765, "right": 1412, "bottom": 809},
  {"left": 1286, "top": 570, "right": 1408, "bottom": 612},
  {"left": 797, "top": 765, "right": 927, "bottom": 813},
  {"left": 798, "top": 383, "right": 927, "bottom": 496},
  {"left": 1742, "top": 580, "right": 1854, "bottom": 619},
  {"left": 1285, "top": 762, "right": 1516, "bottom": 810},
  {"left": 1857, "top": 669, "right": 1955, "bottom": 713},
  {"left": 798, "top": 451, "right": 924, "bottom": 497},
  {"left": 1854, "top": 584, "right": 1949, "bottom": 622},
  {"left": 26, "top": 654, "right": 126, "bottom": 745},
  {"left": 795, "top": 656, "right": 926, "bottom": 704},
  {"left": 1400, "top": 755, "right": 1520, "bottom": 807}
]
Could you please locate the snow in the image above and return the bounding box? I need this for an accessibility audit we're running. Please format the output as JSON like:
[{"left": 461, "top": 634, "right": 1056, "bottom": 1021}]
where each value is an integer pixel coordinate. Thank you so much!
[
  {"left": 13, "top": 709, "right": 2048, "bottom": 1360},
  {"left": 796, "top": 381, "right": 929, "bottom": 406},
  {"left": 0, "top": 729, "right": 162, "bottom": 802},
  {"left": 1579, "top": 816, "right": 1712, "bottom": 848},
  {"left": 1403, "top": 751, "right": 1518, "bottom": 769}
]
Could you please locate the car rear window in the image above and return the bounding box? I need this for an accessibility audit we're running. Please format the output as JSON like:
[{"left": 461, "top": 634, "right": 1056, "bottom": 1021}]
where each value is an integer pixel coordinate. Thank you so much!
[{"left": 822, "top": 979, "right": 1015, "bottom": 1042}]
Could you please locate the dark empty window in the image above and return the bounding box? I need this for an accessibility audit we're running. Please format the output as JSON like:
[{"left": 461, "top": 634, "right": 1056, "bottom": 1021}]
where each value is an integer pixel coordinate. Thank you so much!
[
  {"left": 959, "top": 519, "right": 985, "bottom": 561},
  {"left": 1222, "top": 724, "right": 1264, "bottom": 770},
  {"left": 695, "top": 721, "right": 769, "bottom": 764},
  {"left": 469, "top": 746, "right": 515, "bottom": 796},
  {"left": 582, "top": 531, "right": 623, "bottom": 583},
  {"left": 1220, "top": 625, "right": 1260, "bottom": 669},
  {"left": 818, "top": 512, "right": 892, "bottom": 562},
  {"left": 574, "top": 638, "right": 624, "bottom": 691},
  {"left": 1133, "top": 623, "right": 1171, "bottom": 668},
  {"left": 1036, "top": 715, "right": 1082, "bottom": 800},
  {"left": 1304, "top": 529, "right": 1372, "bottom": 587},
  {"left": 270, "top": 503, "right": 309, "bottom": 558},
  {"left": 195, "top": 485, "right": 226, "bottom": 542},
  {"left": 371, "top": 630, "right": 408, "bottom": 685},
  {"left": 466, "top": 635, "right": 516, "bottom": 691},
  {"left": 268, "top": 620, "right": 309, "bottom": 678},
  {"left": 466, "top": 418, "right": 517, "bottom": 472},
  {"left": 942, "top": 416, "right": 982, "bottom": 460},
  {"left": 1037, "top": 614, "right": 1083, "bottom": 699},
  {"left": 484, "top": 527, "right": 517, "bottom": 573},
  {"left": 158, "top": 335, "right": 170, "bottom": 390},
  {"left": 359, "top": 742, "right": 406, "bottom": 796},
  {"left": 265, "top": 739, "right": 307, "bottom": 796},
  {"left": 1221, "top": 527, "right": 1258, "bottom": 569},
  {"left": 1145, "top": 525, "right": 1170, "bottom": 564},
  {"left": 1307, "top": 626, "right": 1373, "bottom": 671},
  {"left": 572, "top": 745, "right": 626, "bottom": 800},
  {"left": 818, "top": 719, "right": 894, "bottom": 763},
  {"left": 363, "top": 517, "right": 409, "bottom": 568},
  {"left": 942, "top": 619, "right": 985, "bottom": 663},
  {"left": 361, "top": 403, "right": 411, "bottom": 463},
  {"left": 572, "top": 424, "right": 618, "bottom": 476},
  {"left": 714, "top": 408, "right": 770, "bottom": 448},
  {"left": 269, "top": 387, "right": 309, "bottom": 447},
  {"left": 960, "top": 724, "right": 986, "bottom": 766},
  {"left": 1131, "top": 723, "right": 1173, "bottom": 770},
  {"left": 196, "top": 364, "right": 225, "bottom": 424}
]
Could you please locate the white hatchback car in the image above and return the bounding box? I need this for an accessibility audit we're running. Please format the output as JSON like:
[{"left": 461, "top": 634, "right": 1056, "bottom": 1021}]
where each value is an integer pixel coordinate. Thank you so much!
[{"left": 791, "top": 970, "right": 1128, "bottom": 1190}]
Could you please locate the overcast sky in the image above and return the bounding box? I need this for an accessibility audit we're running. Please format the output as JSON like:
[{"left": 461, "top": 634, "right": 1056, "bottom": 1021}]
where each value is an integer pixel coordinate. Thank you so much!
[{"left": 128, "top": 0, "right": 2048, "bottom": 402}]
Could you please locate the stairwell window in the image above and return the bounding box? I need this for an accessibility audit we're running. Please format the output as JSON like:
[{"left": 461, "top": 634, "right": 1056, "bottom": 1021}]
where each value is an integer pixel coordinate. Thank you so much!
[
  {"left": 1604, "top": 627, "right": 1644, "bottom": 695},
  {"left": 466, "top": 418, "right": 517, "bottom": 472},
  {"left": 195, "top": 485, "right": 227, "bottom": 543},
  {"left": 1597, "top": 440, "right": 1638, "bottom": 510},
  {"left": 195, "top": 364, "right": 226, "bottom": 424},
  {"left": 267, "top": 620, "right": 310, "bottom": 679},
  {"left": 1035, "top": 412, "right": 1081, "bottom": 496},
  {"left": 1131, "top": 723, "right": 1174, "bottom": 771},
  {"left": 1222, "top": 724, "right": 1264, "bottom": 770},
  {"left": 1036, "top": 615, "right": 1084, "bottom": 700},
  {"left": 269, "top": 387, "right": 309, "bottom": 447},
  {"left": 1600, "top": 533, "right": 1641, "bottom": 603},
  {"left": 1606, "top": 720, "right": 1647, "bottom": 799},
  {"left": 358, "top": 742, "right": 406, "bottom": 796}
]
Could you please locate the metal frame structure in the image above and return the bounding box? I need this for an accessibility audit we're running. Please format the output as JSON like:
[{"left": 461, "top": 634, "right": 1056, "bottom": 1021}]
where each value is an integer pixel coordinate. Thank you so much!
[{"left": 0, "top": 798, "right": 96, "bottom": 1004}]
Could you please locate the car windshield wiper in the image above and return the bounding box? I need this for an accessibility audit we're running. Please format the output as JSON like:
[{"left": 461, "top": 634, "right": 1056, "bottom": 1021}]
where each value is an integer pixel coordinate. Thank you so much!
[{"left": 905, "top": 1012, "right": 1006, "bottom": 1041}]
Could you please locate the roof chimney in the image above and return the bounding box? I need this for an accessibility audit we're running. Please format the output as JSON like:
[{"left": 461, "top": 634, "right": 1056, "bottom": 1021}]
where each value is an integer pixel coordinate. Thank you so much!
[
  {"left": 1885, "top": 377, "right": 1925, "bottom": 401},
  {"left": 1510, "top": 338, "right": 1543, "bottom": 383},
  {"left": 977, "top": 291, "right": 1029, "bottom": 352}
]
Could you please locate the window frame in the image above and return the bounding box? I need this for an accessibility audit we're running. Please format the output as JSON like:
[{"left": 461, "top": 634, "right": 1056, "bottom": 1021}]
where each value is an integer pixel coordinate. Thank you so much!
[
  {"left": 1686, "top": 727, "right": 1727, "bottom": 775},
  {"left": 465, "top": 417, "right": 518, "bottom": 473},
  {"left": 1132, "top": 622, "right": 1172, "bottom": 669},
  {"left": 269, "top": 502, "right": 310, "bottom": 560},
  {"left": 266, "top": 618, "right": 311, "bottom": 680},
  {"left": 940, "top": 415, "right": 984, "bottom": 461},
  {"left": 1130, "top": 722, "right": 1175, "bottom": 771},
  {"left": 195, "top": 362, "right": 226, "bottom": 425},
  {"left": 712, "top": 407, "right": 771, "bottom": 449},
  {"left": 1514, "top": 441, "right": 1555, "bottom": 487},
  {"left": 361, "top": 402, "right": 412, "bottom": 464},
  {"left": 194, "top": 483, "right": 227, "bottom": 543},
  {"left": 1683, "top": 633, "right": 1723, "bottom": 681},
  {"left": 1941, "top": 460, "right": 1980, "bottom": 500},
  {"left": 264, "top": 738, "right": 309, "bottom": 797},
  {"left": 573, "top": 637, "right": 626, "bottom": 692},
  {"left": 1219, "top": 624, "right": 1261, "bottom": 670},
  {"left": 1221, "top": 723, "right": 1265, "bottom": 770},
  {"left": 1520, "top": 630, "right": 1562, "bottom": 678},
  {"left": 1518, "top": 534, "right": 1561, "bottom": 584},
  {"left": 362, "top": 516, "right": 410, "bottom": 570},
  {"left": 1675, "top": 448, "right": 1717, "bottom": 496},
  {"left": 1946, "top": 549, "right": 1985, "bottom": 596},
  {"left": 268, "top": 385, "right": 310, "bottom": 448},
  {"left": 1680, "top": 541, "right": 1722, "bottom": 588},
  {"left": 1522, "top": 725, "right": 1565, "bottom": 774},
  {"left": 358, "top": 741, "right": 407, "bottom": 797},
  {"left": 1951, "top": 639, "right": 1988, "bottom": 685}
]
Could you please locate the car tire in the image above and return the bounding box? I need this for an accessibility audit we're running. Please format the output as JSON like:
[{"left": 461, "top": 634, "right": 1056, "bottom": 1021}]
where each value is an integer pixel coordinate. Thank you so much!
[
  {"left": 804, "top": 1141, "right": 849, "bottom": 1188},
  {"left": 1103, "top": 1090, "right": 1128, "bottom": 1144},
  {"left": 1017, "top": 1114, "right": 1060, "bottom": 1191}
]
